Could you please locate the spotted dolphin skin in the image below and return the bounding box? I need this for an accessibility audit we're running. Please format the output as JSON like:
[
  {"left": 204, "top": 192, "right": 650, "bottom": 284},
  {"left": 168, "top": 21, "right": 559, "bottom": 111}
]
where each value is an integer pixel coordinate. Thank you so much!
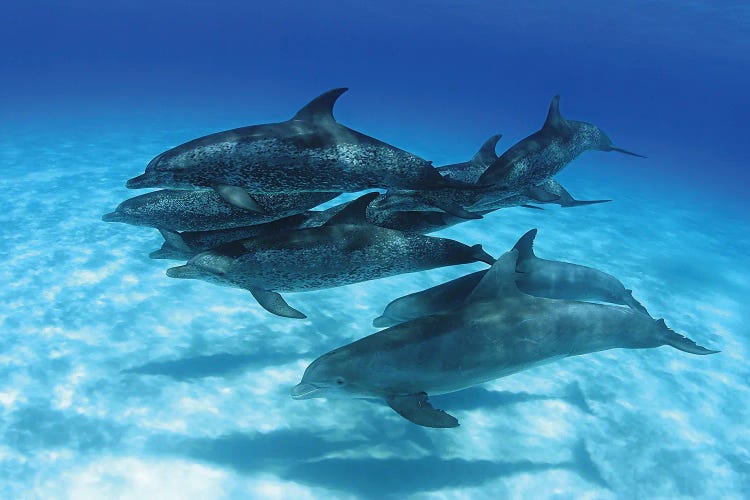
[
  {"left": 373, "top": 228, "right": 648, "bottom": 327},
  {"left": 102, "top": 189, "right": 339, "bottom": 232},
  {"left": 165, "top": 192, "right": 495, "bottom": 319},
  {"left": 477, "top": 95, "right": 644, "bottom": 190},
  {"left": 126, "top": 88, "right": 472, "bottom": 209},
  {"left": 293, "top": 251, "right": 718, "bottom": 428}
]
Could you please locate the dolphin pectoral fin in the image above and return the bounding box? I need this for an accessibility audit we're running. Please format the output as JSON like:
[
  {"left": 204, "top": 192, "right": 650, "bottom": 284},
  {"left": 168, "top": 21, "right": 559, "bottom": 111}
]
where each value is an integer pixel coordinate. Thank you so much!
[
  {"left": 386, "top": 392, "right": 459, "bottom": 428},
  {"left": 560, "top": 199, "right": 611, "bottom": 207},
  {"left": 158, "top": 228, "right": 192, "bottom": 253},
  {"left": 214, "top": 185, "right": 264, "bottom": 213},
  {"left": 470, "top": 244, "right": 496, "bottom": 265},
  {"left": 429, "top": 199, "right": 483, "bottom": 220},
  {"left": 520, "top": 204, "right": 544, "bottom": 210},
  {"left": 249, "top": 288, "right": 307, "bottom": 319}
]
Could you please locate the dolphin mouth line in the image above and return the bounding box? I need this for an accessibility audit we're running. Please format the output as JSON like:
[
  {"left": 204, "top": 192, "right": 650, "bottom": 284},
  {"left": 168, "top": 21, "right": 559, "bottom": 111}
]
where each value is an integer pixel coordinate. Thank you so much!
[
  {"left": 291, "top": 382, "right": 323, "bottom": 399},
  {"left": 126, "top": 173, "right": 153, "bottom": 189}
]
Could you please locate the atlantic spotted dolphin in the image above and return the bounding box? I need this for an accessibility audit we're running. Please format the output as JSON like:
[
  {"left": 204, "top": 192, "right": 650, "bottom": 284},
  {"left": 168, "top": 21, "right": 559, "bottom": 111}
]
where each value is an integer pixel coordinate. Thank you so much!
[
  {"left": 373, "top": 123, "right": 613, "bottom": 217},
  {"left": 477, "top": 95, "right": 644, "bottom": 190},
  {"left": 102, "top": 189, "right": 339, "bottom": 232},
  {"left": 165, "top": 193, "right": 495, "bottom": 319},
  {"left": 126, "top": 89, "right": 471, "bottom": 210},
  {"left": 293, "top": 251, "right": 717, "bottom": 428},
  {"left": 373, "top": 228, "right": 648, "bottom": 327}
]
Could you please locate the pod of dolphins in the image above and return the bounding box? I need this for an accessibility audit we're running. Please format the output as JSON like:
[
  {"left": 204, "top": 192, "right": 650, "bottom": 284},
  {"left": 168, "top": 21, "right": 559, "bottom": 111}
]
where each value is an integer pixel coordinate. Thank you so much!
[{"left": 104, "top": 88, "right": 718, "bottom": 428}]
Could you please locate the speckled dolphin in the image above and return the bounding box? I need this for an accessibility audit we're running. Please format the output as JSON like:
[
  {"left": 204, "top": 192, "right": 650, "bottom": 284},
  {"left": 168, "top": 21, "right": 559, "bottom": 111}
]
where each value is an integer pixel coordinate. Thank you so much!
[
  {"left": 165, "top": 192, "right": 495, "bottom": 319},
  {"left": 126, "top": 88, "right": 473, "bottom": 210},
  {"left": 477, "top": 95, "right": 644, "bottom": 190},
  {"left": 292, "top": 251, "right": 718, "bottom": 428},
  {"left": 373, "top": 228, "right": 648, "bottom": 327},
  {"left": 102, "top": 189, "right": 339, "bottom": 232}
]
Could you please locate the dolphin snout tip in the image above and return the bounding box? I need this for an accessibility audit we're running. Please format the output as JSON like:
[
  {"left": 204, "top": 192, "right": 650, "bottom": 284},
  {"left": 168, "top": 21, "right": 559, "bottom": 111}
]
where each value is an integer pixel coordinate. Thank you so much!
[
  {"left": 126, "top": 173, "right": 152, "bottom": 189},
  {"left": 291, "top": 382, "right": 321, "bottom": 400},
  {"left": 166, "top": 265, "right": 194, "bottom": 279},
  {"left": 101, "top": 212, "right": 121, "bottom": 222}
]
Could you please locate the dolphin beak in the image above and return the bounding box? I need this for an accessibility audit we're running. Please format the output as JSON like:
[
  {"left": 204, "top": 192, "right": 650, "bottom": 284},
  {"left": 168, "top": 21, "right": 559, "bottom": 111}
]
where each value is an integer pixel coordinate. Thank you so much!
[
  {"left": 609, "top": 146, "right": 647, "bottom": 158},
  {"left": 101, "top": 211, "right": 123, "bottom": 222},
  {"left": 126, "top": 173, "right": 153, "bottom": 189},
  {"left": 291, "top": 382, "right": 323, "bottom": 400},
  {"left": 166, "top": 264, "right": 200, "bottom": 279}
]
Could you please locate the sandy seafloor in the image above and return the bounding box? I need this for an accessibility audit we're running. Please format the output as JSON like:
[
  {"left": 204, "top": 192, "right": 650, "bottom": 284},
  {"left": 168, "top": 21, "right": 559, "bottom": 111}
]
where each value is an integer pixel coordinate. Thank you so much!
[{"left": 0, "top": 125, "right": 748, "bottom": 499}]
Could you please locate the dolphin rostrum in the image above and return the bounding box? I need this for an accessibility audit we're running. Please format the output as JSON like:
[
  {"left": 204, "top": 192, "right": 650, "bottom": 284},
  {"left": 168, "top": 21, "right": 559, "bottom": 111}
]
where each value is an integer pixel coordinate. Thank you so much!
[
  {"left": 165, "top": 192, "right": 495, "bottom": 319},
  {"left": 373, "top": 228, "right": 648, "bottom": 327},
  {"left": 126, "top": 88, "right": 474, "bottom": 208},
  {"left": 293, "top": 250, "right": 717, "bottom": 428}
]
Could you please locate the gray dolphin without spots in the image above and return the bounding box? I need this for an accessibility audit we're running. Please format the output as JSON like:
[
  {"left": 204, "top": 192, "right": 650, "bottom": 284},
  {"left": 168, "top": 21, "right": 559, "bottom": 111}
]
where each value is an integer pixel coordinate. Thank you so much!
[
  {"left": 478, "top": 95, "right": 644, "bottom": 190},
  {"left": 373, "top": 228, "right": 649, "bottom": 327},
  {"left": 165, "top": 192, "right": 495, "bottom": 319},
  {"left": 102, "top": 189, "right": 339, "bottom": 232},
  {"left": 126, "top": 88, "right": 473, "bottom": 206},
  {"left": 293, "top": 251, "right": 717, "bottom": 428}
]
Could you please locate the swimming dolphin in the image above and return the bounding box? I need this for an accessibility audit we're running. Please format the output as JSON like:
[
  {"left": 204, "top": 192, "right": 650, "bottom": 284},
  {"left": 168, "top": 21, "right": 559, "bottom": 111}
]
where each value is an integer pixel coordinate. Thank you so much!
[
  {"left": 126, "top": 88, "right": 473, "bottom": 209},
  {"left": 165, "top": 192, "right": 495, "bottom": 319},
  {"left": 477, "top": 95, "right": 644, "bottom": 190},
  {"left": 102, "top": 189, "right": 339, "bottom": 232},
  {"left": 293, "top": 250, "right": 717, "bottom": 428},
  {"left": 373, "top": 228, "right": 648, "bottom": 327}
]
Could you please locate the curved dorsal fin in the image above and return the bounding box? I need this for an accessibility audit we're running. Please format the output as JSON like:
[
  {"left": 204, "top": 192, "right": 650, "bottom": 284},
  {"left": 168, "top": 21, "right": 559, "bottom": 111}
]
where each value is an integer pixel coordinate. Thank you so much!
[
  {"left": 512, "top": 228, "right": 538, "bottom": 261},
  {"left": 471, "top": 134, "right": 502, "bottom": 165},
  {"left": 465, "top": 250, "right": 523, "bottom": 303},
  {"left": 292, "top": 88, "right": 348, "bottom": 123},
  {"left": 543, "top": 95, "right": 565, "bottom": 130},
  {"left": 324, "top": 192, "right": 379, "bottom": 226}
]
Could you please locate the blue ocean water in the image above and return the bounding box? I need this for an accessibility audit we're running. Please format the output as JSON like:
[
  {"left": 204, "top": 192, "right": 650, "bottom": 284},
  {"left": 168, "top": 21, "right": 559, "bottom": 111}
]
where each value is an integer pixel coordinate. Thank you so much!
[{"left": 1, "top": 1, "right": 748, "bottom": 498}]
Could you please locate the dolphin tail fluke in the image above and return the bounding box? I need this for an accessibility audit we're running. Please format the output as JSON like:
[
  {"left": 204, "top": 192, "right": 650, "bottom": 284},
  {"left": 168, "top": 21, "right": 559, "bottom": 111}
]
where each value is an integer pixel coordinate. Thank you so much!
[
  {"left": 623, "top": 290, "right": 651, "bottom": 317},
  {"left": 386, "top": 392, "right": 459, "bottom": 428},
  {"left": 250, "top": 288, "right": 307, "bottom": 319},
  {"left": 658, "top": 319, "right": 718, "bottom": 355},
  {"left": 608, "top": 146, "right": 647, "bottom": 158},
  {"left": 471, "top": 244, "right": 496, "bottom": 265},
  {"left": 559, "top": 199, "right": 612, "bottom": 207},
  {"left": 372, "top": 315, "right": 397, "bottom": 328}
]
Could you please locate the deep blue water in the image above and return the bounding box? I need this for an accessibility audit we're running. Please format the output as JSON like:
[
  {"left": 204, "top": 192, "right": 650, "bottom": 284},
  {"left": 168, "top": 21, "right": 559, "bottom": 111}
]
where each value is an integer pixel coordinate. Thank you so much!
[{"left": 1, "top": 1, "right": 748, "bottom": 498}]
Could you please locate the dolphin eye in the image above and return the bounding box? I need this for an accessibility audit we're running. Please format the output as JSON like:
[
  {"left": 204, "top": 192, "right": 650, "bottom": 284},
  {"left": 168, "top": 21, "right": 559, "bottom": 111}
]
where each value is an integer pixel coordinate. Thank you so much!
[{"left": 335, "top": 377, "right": 346, "bottom": 386}]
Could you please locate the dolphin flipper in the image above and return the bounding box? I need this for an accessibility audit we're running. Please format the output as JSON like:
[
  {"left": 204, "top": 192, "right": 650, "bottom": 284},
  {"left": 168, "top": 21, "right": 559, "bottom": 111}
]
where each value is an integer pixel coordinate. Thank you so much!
[
  {"left": 214, "top": 184, "right": 264, "bottom": 213},
  {"left": 386, "top": 392, "right": 459, "bottom": 428},
  {"left": 158, "top": 228, "right": 192, "bottom": 253},
  {"left": 521, "top": 204, "right": 544, "bottom": 210},
  {"left": 250, "top": 288, "right": 307, "bottom": 319}
]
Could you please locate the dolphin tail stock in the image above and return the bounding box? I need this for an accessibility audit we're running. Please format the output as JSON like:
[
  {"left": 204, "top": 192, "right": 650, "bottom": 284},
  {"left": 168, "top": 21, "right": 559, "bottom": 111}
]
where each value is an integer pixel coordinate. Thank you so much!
[
  {"left": 657, "top": 319, "right": 719, "bottom": 355},
  {"left": 386, "top": 392, "right": 459, "bottom": 428},
  {"left": 471, "top": 244, "right": 496, "bottom": 265},
  {"left": 623, "top": 289, "right": 652, "bottom": 317}
]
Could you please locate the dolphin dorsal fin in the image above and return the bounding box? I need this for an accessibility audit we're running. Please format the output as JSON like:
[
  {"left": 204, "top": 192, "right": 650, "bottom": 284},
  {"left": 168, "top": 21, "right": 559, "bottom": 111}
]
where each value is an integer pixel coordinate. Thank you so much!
[
  {"left": 465, "top": 250, "right": 523, "bottom": 303},
  {"left": 324, "top": 192, "right": 379, "bottom": 226},
  {"left": 292, "top": 88, "right": 348, "bottom": 123},
  {"left": 471, "top": 134, "right": 502, "bottom": 165},
  {"left": 543, "top": 95, "right": 565, "bottom": 130},
  {"left": 512, "top": 229, "right": 538, "bottom": 261}
]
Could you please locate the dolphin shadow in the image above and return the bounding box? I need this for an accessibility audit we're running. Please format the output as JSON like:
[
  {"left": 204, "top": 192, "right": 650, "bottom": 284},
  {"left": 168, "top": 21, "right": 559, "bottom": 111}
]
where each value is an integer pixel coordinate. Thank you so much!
[
  {"left": 281, "top": 439, "right": 608, "bottom": 498},
  {"left": 122, "top": 350, "right": 305, "bottom": 380},
  {"left": 152, "top": 416, "right": 607, "bottom": 497},
  {"left": 431, "top": 381, "right": 593, "bottom": 415}
]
